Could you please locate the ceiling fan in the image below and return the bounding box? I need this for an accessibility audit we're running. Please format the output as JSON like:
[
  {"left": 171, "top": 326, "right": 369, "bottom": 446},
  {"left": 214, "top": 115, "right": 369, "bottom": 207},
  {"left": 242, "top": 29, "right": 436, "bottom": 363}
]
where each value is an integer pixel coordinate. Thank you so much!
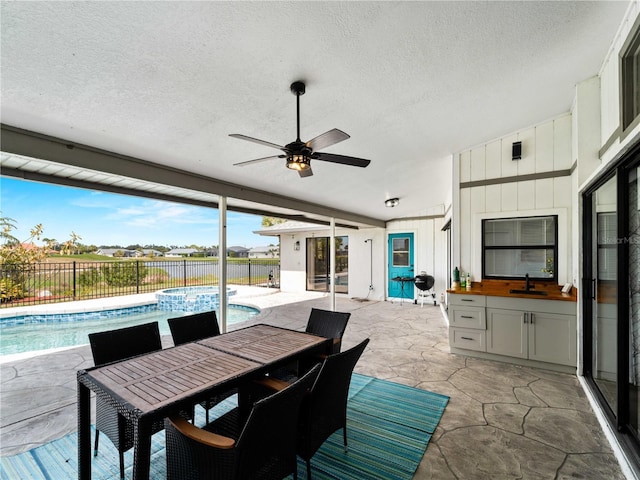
[{"left": 230, "top": 81, "right": 371, "bottom": 178}]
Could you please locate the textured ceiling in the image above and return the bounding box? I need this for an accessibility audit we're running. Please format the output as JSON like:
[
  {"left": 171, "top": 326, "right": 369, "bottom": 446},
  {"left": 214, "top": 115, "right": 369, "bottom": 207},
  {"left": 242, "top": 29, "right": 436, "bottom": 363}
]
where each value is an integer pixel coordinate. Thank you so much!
[{"left": 0, "top": 1, "right": 629, "bottom": 224}]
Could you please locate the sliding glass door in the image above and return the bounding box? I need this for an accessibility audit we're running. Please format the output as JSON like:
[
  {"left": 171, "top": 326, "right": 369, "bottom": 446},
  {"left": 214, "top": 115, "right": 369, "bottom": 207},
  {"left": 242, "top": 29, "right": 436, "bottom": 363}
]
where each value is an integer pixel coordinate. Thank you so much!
[
  {"left": 583, "top": 144, "right": 640, "bottom": 463},
  {"left": 589, "top": 175, "right": 618, "bottom": 416},
  {"left": 306, "top": 236, "right": 348, "bottom": 293}
]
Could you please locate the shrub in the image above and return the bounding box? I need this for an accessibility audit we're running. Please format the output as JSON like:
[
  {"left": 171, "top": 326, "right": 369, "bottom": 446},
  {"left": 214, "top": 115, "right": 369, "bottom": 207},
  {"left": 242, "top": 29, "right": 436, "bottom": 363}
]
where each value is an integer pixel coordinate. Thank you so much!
[
  {"left": 78, "top": 267, "right": 100, "bottom": 287},
  {"left": 0, "top": 278, "right": 24, "bottom": 302},
  {"left": 100, "top": 262, "right": 148, "bottom": 287}
]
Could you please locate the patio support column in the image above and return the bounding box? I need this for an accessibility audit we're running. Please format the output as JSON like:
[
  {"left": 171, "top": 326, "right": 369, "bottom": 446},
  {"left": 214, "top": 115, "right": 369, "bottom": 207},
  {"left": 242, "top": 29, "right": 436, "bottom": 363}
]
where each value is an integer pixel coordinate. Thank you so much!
[
  {"left": 219, "top": 196, "right": 228, "bottom": 332},
  {"left": 330, "top": 217, "right": 336, "bottom": 311}
]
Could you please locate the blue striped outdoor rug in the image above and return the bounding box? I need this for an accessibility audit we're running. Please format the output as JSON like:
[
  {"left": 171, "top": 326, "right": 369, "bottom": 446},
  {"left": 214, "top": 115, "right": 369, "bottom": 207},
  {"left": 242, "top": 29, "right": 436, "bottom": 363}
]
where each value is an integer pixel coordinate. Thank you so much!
[{"left": 0, "top": 374, "right": 448, "bottom": 480}]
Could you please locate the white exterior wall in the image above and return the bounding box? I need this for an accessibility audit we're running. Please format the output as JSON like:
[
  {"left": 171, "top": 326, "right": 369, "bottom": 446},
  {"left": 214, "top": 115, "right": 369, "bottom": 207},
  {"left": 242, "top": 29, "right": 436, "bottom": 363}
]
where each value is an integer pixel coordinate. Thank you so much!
[
  {"left": 278, "top": 226, "right": 387, "bottom": 301},
  {"left": 457, "top": 114, "right": 574, "bottom": 285},
  {"left": 277, "top": 218, "right": 448, "bottom": 303},
  {"left": 279, "top": 233, "right": 307, "bottom": 293},
  {"left": 599, "top": 0, "right": 640, "bottom": 166}
]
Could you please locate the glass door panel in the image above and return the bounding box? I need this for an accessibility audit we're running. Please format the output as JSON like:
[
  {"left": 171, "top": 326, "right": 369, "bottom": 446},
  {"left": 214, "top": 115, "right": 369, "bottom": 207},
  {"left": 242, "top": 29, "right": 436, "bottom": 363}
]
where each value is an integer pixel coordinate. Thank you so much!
[
  {"left": 306, "top": 238, "right": 328, "bottom": 291},
  {"left": 593, "top": 175, "right": 618, "bottom": 415},
  {"left": 628, "top": 164, "right": 640, "bottom": 436}
]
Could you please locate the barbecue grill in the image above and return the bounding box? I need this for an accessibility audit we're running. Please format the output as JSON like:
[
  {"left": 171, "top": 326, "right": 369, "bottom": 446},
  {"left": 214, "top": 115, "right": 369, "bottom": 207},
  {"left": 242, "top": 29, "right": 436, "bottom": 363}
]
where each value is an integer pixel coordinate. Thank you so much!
[{"left": 414, "top": 273, "right": 436, "bottom": 307}]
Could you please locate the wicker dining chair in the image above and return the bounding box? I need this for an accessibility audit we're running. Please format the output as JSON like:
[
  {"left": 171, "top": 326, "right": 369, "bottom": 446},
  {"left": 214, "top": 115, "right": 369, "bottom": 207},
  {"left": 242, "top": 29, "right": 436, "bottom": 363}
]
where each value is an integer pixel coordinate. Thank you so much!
[
  {"left": 254, "top": 338, "right": 369, "bottom": 480},
  {"left": 305, "top": 308, "right": 351, "bottom": 354},
  {"left": 271, "top": 307, "right": 352, "bottom": 381},
  {"left": 167, "top": 310, "right": 221, "bottom": 346},
  {"left": 88, "top": 321, "right": 164, "bottom": 480},
  {"left": 165, "top": 364, "right": 321, "bottom": 480},
  {"left": 168, "top": 310, "right": 235, "bottom": 423}
]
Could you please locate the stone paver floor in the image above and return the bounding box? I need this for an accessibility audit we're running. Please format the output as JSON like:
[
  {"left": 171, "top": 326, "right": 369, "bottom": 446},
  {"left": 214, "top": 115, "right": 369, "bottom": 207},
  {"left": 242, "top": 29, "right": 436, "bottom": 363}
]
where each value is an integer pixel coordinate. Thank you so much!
[{"left": 0, "top": 289, "right": 627, "bottom": 479}]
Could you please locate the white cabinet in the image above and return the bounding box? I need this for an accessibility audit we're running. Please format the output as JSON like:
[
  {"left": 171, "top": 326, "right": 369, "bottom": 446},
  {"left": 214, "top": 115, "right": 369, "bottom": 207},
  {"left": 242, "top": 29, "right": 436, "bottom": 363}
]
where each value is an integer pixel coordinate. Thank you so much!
[
  {"left": 449, "top": 293, "right": 577, "bottom": 368},
  {"left": 486, "top": 297, "right": 577, "bottom": 367},
  {"left": 486, "top": 308, "right": 527, "bottom": 358},
  {"left": 528, "top": 311, "right": 576, "bottom": 365},
  {"left": 487, "top": 308, "right": 577, "bottom": 366}
]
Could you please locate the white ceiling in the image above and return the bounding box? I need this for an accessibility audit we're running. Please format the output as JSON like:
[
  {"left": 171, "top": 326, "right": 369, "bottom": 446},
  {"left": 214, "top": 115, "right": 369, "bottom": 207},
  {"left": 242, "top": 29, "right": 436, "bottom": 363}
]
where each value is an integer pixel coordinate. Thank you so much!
[{"left": 0, "top": 1, "right": 630, "bottom": 225}]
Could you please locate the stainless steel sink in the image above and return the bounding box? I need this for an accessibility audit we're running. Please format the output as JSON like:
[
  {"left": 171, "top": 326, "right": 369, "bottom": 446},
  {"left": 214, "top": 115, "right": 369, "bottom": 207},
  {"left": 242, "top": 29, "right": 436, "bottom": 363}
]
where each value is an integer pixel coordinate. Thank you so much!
[{"left": 509, "top": 289, "right": 547, "bottom": 296}]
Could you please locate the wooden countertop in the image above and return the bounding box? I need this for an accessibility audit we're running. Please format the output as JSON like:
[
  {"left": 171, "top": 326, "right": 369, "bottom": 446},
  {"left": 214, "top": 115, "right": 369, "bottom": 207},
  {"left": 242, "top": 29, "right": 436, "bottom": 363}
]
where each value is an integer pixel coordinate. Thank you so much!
[{"left": 446, "top": 279, "right": 577, "bottom": 302}]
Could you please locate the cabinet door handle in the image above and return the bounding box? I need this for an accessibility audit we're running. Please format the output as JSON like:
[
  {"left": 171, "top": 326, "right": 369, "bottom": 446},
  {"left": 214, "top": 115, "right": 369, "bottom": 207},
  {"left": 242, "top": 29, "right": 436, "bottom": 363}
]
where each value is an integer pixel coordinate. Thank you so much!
[
  {"left": 530, "top": 313, "right": 534, "bottom": 324},
  {"left": 461, "top": 336, "right": 474, "bottom": 341},
  {"left": 523, "top": 312, "right": 528, "bottom": 324},
  {"left": 461, "top": 299, "right": 473, "bottom": 302},
  {"left": 461, "top": 315, "right": 474, "bottom": 319}
]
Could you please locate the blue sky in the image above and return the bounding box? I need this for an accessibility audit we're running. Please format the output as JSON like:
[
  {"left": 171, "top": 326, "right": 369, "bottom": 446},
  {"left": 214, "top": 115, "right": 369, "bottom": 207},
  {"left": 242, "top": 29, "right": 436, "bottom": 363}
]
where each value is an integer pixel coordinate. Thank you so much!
[{"left": 0, "top": 178, "right": 270, "bottom": 248}]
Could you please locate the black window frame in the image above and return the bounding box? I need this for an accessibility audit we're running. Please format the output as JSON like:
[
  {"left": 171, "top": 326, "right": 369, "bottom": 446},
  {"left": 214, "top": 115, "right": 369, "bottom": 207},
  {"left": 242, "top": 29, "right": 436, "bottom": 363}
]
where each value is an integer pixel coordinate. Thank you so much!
[
  {"left": 481, "top": 215, "right": 558, "bottom": 282},
  {"left": 620, "top": 15, "right": 640, "bottom": 137}
]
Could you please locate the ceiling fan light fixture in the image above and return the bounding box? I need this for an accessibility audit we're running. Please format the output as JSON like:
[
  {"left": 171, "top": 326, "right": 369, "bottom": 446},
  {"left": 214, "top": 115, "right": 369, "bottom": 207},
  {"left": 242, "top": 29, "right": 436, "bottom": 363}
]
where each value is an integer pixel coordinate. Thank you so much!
[
  {"left": 385, "top": 197, "right": 399, "bottom": 208},
  {"left": 286, "top": 154, "right": 311, "bottom": 171}
]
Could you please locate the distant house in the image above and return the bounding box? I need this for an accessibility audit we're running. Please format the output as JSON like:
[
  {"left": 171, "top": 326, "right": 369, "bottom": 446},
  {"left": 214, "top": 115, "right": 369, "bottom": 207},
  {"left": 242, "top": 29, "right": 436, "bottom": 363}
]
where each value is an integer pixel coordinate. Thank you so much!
[
  {"left": 141, "top": 249, "right": 163, "bottom": 257},
  {"left": 165, "top": 248, "right": 201, "bottom": 257},
  {"left": 227, "top": 246, "right": 249, "bottom": 258},
  {"left": 20, "top": 242, "right": 56, "bottom": 255},
  {"left": 96, "top": 248, "right": 138, "bottom": 257},
  {"left": 248, "top": 245, "right": 279, "bottom": 259}
]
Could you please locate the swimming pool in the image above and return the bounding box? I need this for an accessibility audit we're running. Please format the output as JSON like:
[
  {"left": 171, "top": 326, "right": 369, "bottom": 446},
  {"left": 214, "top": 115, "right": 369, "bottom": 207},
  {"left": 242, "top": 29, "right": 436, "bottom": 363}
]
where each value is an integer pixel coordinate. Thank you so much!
[{"left": 0, "top": 304, "right": 259, "bottom": 357}]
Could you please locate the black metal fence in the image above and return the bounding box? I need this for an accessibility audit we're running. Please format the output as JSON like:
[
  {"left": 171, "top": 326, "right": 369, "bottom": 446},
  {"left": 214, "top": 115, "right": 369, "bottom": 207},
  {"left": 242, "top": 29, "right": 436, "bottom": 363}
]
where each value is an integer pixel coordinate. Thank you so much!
[{"left": 0, "top": 259, "right": 280, "bottom": 308}]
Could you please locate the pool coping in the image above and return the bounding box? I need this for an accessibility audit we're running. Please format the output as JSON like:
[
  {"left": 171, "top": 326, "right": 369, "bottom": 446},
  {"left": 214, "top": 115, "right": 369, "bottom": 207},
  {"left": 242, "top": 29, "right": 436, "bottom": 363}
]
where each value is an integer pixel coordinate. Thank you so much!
[{"left": 0, "top": 293, "right": 159, "bottom": 319}]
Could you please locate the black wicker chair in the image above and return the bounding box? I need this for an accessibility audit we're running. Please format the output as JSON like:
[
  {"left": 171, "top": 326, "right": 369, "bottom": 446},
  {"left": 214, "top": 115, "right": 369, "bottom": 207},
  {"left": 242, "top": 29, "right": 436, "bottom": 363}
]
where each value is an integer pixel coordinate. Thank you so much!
[
  {"left": 272, "top": 308, "right": 352, "bottom": 381},
  {"left": 305, "top": 308, "right": 351, "bottom": 354},
  {"left": 254, "top": 338, "right": 369, "bottom": 480},
  {"left": 88, "top": 321, "right": 164, "bottom": 480},
  {"left": 168, "top": 311, "right": 235, "bottom": 423},
  {"left": 167, "top": 310, "right": 221, "bottom": 346},
  {"left": 165, "top": 364, "right": 321, "bottom": 480}
]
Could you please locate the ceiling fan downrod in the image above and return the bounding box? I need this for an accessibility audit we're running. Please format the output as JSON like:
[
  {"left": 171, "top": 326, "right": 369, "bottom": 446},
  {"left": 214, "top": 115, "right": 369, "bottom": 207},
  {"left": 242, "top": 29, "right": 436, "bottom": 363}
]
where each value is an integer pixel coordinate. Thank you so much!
[{"left": 291, "top": 81, "right": 305, "bottom": 142}]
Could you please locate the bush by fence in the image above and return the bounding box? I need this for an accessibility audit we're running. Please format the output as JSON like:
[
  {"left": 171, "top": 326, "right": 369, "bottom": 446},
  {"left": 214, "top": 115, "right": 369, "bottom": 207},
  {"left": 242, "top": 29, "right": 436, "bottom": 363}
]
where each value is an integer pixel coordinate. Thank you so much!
[{"left": 0, "top": 258, "right": 280, "bottom": 307}]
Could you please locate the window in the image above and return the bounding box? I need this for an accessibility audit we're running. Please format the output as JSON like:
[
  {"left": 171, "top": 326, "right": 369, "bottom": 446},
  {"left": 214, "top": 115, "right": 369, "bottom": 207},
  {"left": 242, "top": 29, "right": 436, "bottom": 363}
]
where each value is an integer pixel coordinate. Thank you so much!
[
  {"left": 391, "top": 237, "right": 410, "bottom": 267},
  {"left": 482, "top": 216, "right": 557, "bottom": 281},
  {"left": 621, "top": 20, "right": 640, "bottom": 134}
]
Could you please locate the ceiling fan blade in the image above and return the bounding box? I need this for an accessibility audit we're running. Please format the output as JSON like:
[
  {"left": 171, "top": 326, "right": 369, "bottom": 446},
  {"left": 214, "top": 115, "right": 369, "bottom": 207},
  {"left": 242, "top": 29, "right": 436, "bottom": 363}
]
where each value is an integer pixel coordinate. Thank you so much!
[
  {"left": 233, "top": 155, "right": 284, "bottom": 167},
  {"left": 298, "top": 167, "right": 314, "bottom": 178},
  {"left": 305, "top": 128, "right": 350, "bottom": 151},
  {"left": 314, "top": 152, "right": 371, "bottom": 168},
  {"left": 229, "top": 134, "right": 284, "bottom": 151}
]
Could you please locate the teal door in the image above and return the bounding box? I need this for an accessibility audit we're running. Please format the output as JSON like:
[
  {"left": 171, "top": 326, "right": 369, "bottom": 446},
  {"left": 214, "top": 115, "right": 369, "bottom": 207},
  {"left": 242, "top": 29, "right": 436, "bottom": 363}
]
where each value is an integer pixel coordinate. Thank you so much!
[{"left": 388, "top": 233, "right": 414, "bottom": 299}]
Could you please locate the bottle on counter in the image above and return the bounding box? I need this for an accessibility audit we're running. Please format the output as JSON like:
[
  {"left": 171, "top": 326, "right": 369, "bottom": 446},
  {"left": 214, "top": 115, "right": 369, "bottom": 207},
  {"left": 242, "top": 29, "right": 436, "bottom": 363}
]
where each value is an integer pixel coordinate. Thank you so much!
[
  {"left": 466, "top": 273, "right": 471, "bottom": 291},
  {"left": 460, "top": 271, "right": 466, "bottom": 288},
  {"left": 453, "top": 267, "right": 460, "bottom": 289}
]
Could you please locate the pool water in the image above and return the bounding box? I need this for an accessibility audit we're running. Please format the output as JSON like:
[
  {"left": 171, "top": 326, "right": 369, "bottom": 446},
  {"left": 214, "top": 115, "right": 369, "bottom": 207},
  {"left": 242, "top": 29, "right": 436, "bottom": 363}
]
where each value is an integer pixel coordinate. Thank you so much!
[{"left": 0, "top": 305, "right": 259, "bottom": 357}]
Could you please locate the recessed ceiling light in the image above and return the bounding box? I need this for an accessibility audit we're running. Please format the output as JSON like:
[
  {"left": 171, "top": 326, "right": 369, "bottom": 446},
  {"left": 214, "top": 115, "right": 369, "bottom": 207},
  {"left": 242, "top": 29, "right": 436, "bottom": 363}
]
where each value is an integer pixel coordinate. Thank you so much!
[{"left": 385, "top": 198, "right": 399, "bottom": 208}]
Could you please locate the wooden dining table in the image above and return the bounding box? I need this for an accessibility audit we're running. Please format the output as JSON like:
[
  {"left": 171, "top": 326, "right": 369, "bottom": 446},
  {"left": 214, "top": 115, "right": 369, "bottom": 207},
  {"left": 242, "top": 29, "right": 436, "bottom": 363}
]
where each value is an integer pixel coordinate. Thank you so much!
[{"left": 77, "top": 324, "right": 331, "bottom": 480}]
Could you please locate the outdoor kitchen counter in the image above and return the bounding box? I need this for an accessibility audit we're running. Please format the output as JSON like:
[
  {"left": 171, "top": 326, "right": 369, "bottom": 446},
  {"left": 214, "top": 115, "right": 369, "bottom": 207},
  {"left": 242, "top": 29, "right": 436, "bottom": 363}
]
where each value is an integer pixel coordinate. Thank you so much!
[{"left": 446, "top": 279, "right": 577, "bottom": 302}]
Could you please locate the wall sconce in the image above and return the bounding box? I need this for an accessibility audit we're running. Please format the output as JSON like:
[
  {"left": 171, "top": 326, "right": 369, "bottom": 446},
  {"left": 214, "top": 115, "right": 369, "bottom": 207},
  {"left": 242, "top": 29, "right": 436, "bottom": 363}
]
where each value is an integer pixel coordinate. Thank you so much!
[
  {"left": 512, "top": 141, "right": 522, "bottom": 161},
  {"left": 385, "top": 198, "right": 399, "bottom": 208},
  {"left": 294, "top": 240, "right": 300, "bottom": 251}
]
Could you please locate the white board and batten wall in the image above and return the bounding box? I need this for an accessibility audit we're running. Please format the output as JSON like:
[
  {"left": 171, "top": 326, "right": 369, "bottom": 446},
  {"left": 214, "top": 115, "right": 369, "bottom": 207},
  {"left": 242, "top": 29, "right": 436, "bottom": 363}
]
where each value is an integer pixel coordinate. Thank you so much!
[{"left": 455, "top": 113, "right": 575, "bottom": 287}]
